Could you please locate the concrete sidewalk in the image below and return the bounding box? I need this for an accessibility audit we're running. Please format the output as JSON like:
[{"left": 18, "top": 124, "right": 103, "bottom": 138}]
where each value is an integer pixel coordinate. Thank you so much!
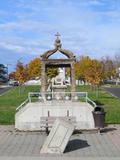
[
  {"left": 0, "top": 157, "right": 120, "bottom": 160},
  {"left": 0, "top": 125, "right": 120, "bottom": 159}
]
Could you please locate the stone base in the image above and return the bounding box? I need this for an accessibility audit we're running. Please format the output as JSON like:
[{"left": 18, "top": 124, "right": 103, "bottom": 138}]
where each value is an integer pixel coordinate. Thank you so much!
[
  {"left": 52, "top": 85, "right": 67, "bottom": 92},
  {"left": 15, "top": 101, "right": 95, "bottom": 131}
]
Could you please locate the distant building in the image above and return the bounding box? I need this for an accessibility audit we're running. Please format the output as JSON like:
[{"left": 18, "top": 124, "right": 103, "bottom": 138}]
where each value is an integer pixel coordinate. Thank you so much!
[{"left": 0, "top": 64, "right": 8, "bottom": 84}]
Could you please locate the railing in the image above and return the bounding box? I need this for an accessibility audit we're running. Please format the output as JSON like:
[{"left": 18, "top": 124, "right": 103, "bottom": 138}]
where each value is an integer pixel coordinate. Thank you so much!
[
  {"left": 16, "top": 98, "right": 29, "bottom": 111},
  {"left": 16, "top": 92, "right": 96, "bottom": 112},
  {"left": 28, "top": 92, "right": 88, "bottom": 103},
  {"left": 86, "top": 97, "right": 97, "bottom": 108}
]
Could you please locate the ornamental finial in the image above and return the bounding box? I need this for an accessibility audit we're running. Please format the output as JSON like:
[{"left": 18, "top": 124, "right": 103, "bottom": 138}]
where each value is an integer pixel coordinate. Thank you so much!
[
  {"left": 54, "top": 32, "right": 62, "bottom": 48},
  {"left": 55, "top": 32, "right": 61, "bottom": 39}
]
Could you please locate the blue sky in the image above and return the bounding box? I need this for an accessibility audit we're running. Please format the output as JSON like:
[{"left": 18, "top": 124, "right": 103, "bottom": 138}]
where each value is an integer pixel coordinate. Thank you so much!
[{"left": 0, "top": 0, "right": 120, "bottom": 72}]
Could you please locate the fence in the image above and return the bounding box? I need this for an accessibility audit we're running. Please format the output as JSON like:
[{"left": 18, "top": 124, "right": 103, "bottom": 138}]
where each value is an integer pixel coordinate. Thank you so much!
[
  {"left": 16, "top": 91, "right": 96, "bottom": 111},
  {"left": 28, "top": 91, "right": 88, "bottom": 103}
]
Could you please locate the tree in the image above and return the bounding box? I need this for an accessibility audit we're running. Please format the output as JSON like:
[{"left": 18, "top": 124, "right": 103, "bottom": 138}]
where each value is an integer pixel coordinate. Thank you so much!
[
  {"left": 101, "top": 56, "right": 116, "bottom": 80},
  {"left": 0, "top": 64, "right": 8, "bottom": 84},
  {"left": 113, "top": 54, "right": 120, "bottom": 80},
  {"left": 15, "top": 61, "right": 29, "bottom": 85},
  {"left": 74, "top": 56, "right": 103, "bottom": 97},
  {"left": 9, "top": 72, "right": 16, "bottom": 80},
  {"left": 114, "top": 54, "right": 120, "bottom": 68},
  {"left": 28, "top": 58, "right": 41, "bottom": 79},
  {"left": 75, "top": 56, "right": 91, "bottom": 82},
  {"left": 47, "top": 68, "right": 58, "bottom": 79},
  {"left": 84, "top": 59, "right": 103, "bottom": 87}
]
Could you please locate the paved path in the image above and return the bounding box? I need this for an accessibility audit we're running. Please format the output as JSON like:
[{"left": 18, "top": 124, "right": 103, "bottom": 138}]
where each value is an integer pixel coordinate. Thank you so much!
[
  {"left": 0, "top": 125, "right": 120, "bottom": 159},
  {"left": 0, "top": 86, "right": 12, "bottom": 95},
  {"left": 105, "top": 87, "right": 120, "bottom": 98}
]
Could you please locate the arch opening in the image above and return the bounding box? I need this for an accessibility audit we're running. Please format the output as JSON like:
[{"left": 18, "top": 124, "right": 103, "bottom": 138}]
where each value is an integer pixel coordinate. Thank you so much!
[{"left": 48, "top": 51, "right": 68, "bottom": 59}]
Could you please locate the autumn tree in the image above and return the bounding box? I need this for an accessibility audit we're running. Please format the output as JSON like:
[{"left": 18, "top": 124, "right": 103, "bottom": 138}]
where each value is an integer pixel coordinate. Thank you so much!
[
  {"left": 28, "top": 58, "right": 41, "bottom": 79},
  {"left": 84, "top": 59, "right": 103, "bottom": 87},
  {"left": 9, "top": 71, "right": 16, "bottom": 80},
  {"left": 74, "top": 56, "right": 104, "bottom": 97},
  {"left": 101, "top": 56, "right": 116, "bottom": 80},
  {"left": 75, "top": 56, "right": 91, "bottom": 82},
  {"left": 15, "top": 61, "right": 29, "bottom": 85},
  {"left": 47, "top": 68, "right": 58, "bottom": 79}
]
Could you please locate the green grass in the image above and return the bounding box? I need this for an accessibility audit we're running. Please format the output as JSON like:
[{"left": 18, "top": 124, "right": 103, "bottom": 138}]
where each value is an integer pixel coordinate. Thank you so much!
[
  {"left": 0, "top": 86, "right": 39, "bottom": 124},
  {"left": 0, "top": 85, "right": 120, "bottom": 124},
  {"left": 77, "top": 85, "right": 120, "bottom": 124}
]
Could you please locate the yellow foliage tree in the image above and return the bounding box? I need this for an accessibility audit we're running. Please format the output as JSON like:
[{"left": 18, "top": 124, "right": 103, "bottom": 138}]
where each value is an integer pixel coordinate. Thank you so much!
[
  {"left": 47, "top": 68, "right": 58, "bottom": 79},
  {"left": 28, "top": 58, "right": 41, "bottom": 79},
  {"left": 84, "top": 59, "right": 103, "bottom": 86},
  {"left": 15, "top": 61, "right": 29, "bottom": 85},
  {"left": 75, "top": 56, "right": 91, "bottom": 82},
  {"left": 74, "top": 56, "right": 103, "bottom": 89}
]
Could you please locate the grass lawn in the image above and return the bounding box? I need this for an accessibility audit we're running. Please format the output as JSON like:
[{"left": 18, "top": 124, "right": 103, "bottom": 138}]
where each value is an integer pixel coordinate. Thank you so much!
[
  {"left": 77, "top": 86, "right": 120, "bottom": 124},
  {"left": 0, "top": 86, "right": 39, "bottom": 124},
  {"left": 0, "top": 85, "right": 120, "bottom": 124}
]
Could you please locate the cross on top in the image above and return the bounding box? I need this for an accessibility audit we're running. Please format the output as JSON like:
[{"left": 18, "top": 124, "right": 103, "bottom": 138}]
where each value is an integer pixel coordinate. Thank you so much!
[{"left": 55, "top": 32, "right": 61, "bottom": 39}]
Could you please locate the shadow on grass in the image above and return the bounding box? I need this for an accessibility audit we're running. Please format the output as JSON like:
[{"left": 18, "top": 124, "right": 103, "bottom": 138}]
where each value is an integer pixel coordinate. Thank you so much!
[
  {"left": 94, "top": 100, "right": 104, "bottom": 105},
  {"left": 65, "top": 139, "right": 90, "bottom": 153}
]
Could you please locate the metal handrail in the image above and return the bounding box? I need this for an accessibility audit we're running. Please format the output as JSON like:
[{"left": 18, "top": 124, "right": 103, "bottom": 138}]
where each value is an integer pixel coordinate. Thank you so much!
[
  {"left": 86, "top": 97, "right": 96, "bottom": 108},
  {"left": 16, "top": 98, "right": 29, "bottom": 111},
  {"left": 16, "top": 92, "right": 96, "bottom": 112}
]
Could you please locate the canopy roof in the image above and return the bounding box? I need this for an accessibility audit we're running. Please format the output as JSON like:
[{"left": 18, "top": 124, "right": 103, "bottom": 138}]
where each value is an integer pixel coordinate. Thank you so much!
[{"left": 41, "top": 33, "right": 76, "bottom": 60}]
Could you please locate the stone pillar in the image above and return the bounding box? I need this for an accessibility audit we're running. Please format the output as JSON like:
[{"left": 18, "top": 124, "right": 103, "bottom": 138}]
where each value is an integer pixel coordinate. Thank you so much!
[
  {"left": 71, "top": 62, "right": 76, "bottom": 92},
  {"left": 41, "top": 61, "right": 46, "bottom": 92}
]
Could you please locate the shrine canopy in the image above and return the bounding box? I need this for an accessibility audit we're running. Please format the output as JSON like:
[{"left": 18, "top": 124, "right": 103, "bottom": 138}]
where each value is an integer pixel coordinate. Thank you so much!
[
  {"left": 40, "top": 33, "right": 76, "bottom": 92},
  {"left": 41, "top": 32, "right": 76, "bottom": 67}
]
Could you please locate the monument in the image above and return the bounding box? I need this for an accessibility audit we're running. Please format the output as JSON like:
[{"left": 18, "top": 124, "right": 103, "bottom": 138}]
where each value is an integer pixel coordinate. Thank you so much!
[
  {"left": 51, "top": 67, "right": 67, "bottom": 93},
  {"left": 40, "top": 32, "right": 76, "bottom": 93},
  {"left": 54, "top": 68, "right": 66, "bottom": 86},
  {"left": 15, "top": 33, "right": 95, "bottom": 131},
  {"left": 40, "top": 119, "right": 74, "bottom": 154}
]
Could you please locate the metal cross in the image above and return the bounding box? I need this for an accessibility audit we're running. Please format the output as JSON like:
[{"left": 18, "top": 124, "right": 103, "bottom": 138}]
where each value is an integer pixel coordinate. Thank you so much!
[{"left": 55, "top": 32, "right": 61, "bottom": 39}]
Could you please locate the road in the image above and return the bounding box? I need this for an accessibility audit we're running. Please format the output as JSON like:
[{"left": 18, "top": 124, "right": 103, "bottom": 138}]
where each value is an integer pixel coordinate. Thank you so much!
[
  {"left": 105, "top": 87, "right": 120, "bottom": 98},
  {"left": 0, "top": 86, "right": 11, "bottom": 95}
]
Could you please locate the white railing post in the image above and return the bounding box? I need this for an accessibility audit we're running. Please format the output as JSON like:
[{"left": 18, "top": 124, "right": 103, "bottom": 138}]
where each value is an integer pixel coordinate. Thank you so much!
[
  {"left": 86, "top": 97, "right": 96, "bottom": 108},
  {"left": 28, "top": 92, "right": 31, "bottom": 103},
  {"left": 86, "top": 92, "right": 88, "bottom": 103}
]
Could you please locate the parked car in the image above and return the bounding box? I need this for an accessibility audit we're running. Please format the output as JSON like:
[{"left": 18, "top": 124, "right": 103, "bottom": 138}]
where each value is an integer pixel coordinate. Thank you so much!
[
  {"left": 9, "top": 80, "right": 19, "bottom": 86},
  {"left": 104, "top": 79, "right": 120, "bottom": 85}
]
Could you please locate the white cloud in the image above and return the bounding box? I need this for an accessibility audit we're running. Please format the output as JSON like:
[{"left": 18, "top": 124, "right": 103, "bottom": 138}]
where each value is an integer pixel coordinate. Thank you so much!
[{"left": 0, "top": 0, "right": 120, "bottom": 65}]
